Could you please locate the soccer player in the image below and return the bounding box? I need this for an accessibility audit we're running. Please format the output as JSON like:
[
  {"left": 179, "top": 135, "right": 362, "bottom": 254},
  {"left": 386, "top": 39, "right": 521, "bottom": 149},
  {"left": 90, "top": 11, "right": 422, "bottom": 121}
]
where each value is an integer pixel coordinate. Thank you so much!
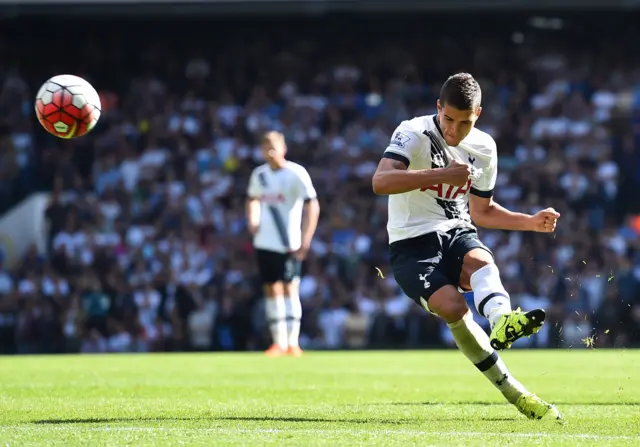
[
  {"left": 246, "top": 131, "right": 320, "bottom": 357},
  {"left": 372, "top": 73, "right": 563, "bottom": 421}
]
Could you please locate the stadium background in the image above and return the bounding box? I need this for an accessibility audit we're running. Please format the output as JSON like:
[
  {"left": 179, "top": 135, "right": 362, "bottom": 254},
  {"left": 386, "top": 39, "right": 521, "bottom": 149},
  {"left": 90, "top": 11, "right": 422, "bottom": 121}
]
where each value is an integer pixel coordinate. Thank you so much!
[{"left": 1, "top": 1, "right": 639, "bottom": 355}]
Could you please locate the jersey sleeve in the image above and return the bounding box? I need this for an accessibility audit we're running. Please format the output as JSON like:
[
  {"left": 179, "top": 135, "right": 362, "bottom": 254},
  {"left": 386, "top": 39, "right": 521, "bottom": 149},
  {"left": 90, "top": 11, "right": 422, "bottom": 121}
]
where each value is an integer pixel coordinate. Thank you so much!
[
  {"left": 294, "top": 167, "right": 317, "bottom": 201},
  {"left": 470, "top": 141, "right": 498, "bottom": 198},
  {"left": 382, "top": 123, "right": 423, "bottom": 167},
  {"left": 247, "top": 169, "right": 262, "bottom": 199}
]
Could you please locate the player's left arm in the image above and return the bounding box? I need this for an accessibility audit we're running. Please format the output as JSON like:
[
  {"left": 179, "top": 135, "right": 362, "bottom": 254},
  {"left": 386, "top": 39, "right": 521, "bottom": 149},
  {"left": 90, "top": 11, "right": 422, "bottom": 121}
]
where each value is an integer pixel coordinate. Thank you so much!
[
  {"left": 468, "top": 145, "right": 560, "bottom": 232},
  {"left": 469, "top": 195, "right": 559, "bottom": 232},
  {"left": 296, "top": 168, "right": 320, "bottom": 259}
]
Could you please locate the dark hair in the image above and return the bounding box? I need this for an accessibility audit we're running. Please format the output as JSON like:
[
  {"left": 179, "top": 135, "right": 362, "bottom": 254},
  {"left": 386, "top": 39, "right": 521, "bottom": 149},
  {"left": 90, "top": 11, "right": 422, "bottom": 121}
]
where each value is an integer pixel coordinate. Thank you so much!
[{"left": 439, "top": 73, "right": 482, "bottom": 110}]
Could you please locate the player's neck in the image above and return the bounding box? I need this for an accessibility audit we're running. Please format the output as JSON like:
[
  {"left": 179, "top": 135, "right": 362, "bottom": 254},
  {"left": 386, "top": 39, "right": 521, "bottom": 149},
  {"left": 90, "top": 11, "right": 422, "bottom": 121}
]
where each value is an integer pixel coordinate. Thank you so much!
[{"left": 268, "top": 159, "right": 287, "bottom": 170}]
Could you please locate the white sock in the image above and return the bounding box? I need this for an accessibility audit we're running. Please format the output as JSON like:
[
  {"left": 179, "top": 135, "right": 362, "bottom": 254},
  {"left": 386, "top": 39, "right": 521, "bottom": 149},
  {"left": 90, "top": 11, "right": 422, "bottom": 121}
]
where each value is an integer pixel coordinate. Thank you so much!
[
  {"left": 470, "top": 263, "right": 512, "bottom": 327},
  {"left": 265, "top": 296, "right": 287, "bottom": 350},
  {"left": 285, "top": 294, "right": 302, "bottom": 348},
  {"left": 448, "top": 311, "right": 528, "bottom": 404}
]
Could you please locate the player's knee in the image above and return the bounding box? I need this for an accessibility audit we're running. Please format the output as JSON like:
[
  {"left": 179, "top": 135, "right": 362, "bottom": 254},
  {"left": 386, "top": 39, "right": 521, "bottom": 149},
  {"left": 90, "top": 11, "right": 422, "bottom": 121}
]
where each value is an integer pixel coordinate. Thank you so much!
[
  {"left": 438, "top": 299, "right": 470, "bottom": 324},
  {"left": 426, "top": 286, "right": 469, "bottom": 324},
  {"left": 460, "top": 249, "right": 495, "bottom": 288},
  {"left": 263, "top": 285, "right": 276, "bottom": 298},
  {"left": 264, "top": 282, "right": 284, "bottom": 298},
  {"left": 283, "top": 280, "right": 299, "bottom": 297}
]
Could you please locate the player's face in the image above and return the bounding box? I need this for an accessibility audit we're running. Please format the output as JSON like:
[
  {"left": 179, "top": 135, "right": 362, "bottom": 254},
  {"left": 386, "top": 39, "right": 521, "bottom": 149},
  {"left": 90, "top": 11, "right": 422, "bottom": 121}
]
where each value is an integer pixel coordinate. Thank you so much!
[
  {"left": 261, "top": 133, "right": 287, "bottom": 164},
  {"left": 436, "top": 100, "right": 481, "bottom": 146}
]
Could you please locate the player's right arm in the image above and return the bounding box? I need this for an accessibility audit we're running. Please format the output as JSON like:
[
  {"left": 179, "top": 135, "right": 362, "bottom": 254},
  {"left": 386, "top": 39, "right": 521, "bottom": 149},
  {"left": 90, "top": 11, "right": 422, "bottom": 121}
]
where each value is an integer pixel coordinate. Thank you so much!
[
  {"left": 246, "top": 169, "right": 261, "bottom": 235},
  {"left": 372, "top": 126, "right": 470, "bottom": 195}
]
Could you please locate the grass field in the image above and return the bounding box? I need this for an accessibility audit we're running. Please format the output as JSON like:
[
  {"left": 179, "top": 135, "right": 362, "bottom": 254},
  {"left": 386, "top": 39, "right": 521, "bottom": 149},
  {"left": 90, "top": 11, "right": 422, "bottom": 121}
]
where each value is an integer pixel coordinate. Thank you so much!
[{"left": 1, "top": 350, "right": 639, "bottom": 446}]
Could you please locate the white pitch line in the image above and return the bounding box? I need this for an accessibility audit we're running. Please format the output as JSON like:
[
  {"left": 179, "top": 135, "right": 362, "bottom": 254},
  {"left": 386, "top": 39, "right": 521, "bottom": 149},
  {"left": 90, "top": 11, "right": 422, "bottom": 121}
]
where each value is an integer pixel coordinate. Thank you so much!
[{"left": 1, "top": 427, "right": 639, "bottom": 440}]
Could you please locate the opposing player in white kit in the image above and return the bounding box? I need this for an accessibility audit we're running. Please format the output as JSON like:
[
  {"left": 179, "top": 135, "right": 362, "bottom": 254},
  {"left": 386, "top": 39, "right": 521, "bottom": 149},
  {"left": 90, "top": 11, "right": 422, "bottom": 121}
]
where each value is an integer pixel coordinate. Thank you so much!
[
  {"left": 247, "top": 131, "right": 320, "bottom": 357},
  {"left": 373, "top": 73, "right": 563, "bottom": 421}
]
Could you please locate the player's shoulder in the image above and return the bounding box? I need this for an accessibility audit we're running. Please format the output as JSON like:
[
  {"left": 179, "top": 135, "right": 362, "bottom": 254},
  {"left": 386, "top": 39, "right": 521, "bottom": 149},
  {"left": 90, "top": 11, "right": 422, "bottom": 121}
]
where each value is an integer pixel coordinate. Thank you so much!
[
  {"left": 251, "top": 163, "right": 270, "bottom": 176},
  {"left": 394, "top": 115, "right": 434, "bottom": 135},
  {"left": 463, "top": 127, "right": 497, "bottom": 159},
  {"left": 389, "top": 115, "right": 434, "bottom": 150},
  {"left": 285, "top": 161, "right": 311, "bottom": 178}
]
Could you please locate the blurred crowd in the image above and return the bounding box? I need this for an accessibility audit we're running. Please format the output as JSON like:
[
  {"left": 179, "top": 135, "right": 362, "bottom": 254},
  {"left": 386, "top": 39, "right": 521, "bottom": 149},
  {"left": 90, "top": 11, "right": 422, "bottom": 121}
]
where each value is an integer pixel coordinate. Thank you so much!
[{"left": 1, "top": 14, "right": 640, "bottom": 354}]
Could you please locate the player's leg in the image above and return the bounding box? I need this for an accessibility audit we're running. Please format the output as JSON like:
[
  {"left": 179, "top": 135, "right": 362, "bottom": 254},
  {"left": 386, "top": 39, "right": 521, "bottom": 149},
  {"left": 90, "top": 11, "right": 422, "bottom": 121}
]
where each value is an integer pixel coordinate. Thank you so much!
[
  {"left": 283, "top": 280, "right": 302, "bottom": 356},
  {"left": 460, "top": 247, "right": 546, "bottom": 350},
  {"left": 424, "top": 285, "right": 562, "bottom": 421},
  {"left": 443, "top": 232, "right": 562, "bottom": 420},
  {"left": 390, "top": 238, "right": 527, "bottom": 404},
  {"left": 263, "top": 282, "right": 288, "bottom": 356},
  {"left": 423, "top": 286, "right": 526, "bottom": 403},
  {"left": 255, "top": 249, "right": 288, "bottom": 356},
  {"left": 283, "top": 255, "right": 303, "bottom": 356},
  {"left": 390, "top": 236, "right": 561, "bottom": 421}
]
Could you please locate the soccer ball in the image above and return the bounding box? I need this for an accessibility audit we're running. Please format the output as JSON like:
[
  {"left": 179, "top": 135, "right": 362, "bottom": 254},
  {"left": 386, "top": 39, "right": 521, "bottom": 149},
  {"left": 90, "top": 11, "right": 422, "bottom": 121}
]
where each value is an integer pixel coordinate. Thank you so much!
[{"left": 35, "top": 74, "right": 101, "bottom": 139}]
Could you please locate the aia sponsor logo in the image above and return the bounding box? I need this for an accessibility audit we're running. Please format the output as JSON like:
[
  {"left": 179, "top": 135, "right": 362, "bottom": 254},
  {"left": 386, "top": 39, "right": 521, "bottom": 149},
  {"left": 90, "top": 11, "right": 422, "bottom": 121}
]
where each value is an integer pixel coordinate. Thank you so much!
[
  {"left": 420, "top": 179, "right": 472, "bottom": 200},
  {"left": 260, "top": 193, "right": 286, "bottom": 204}
]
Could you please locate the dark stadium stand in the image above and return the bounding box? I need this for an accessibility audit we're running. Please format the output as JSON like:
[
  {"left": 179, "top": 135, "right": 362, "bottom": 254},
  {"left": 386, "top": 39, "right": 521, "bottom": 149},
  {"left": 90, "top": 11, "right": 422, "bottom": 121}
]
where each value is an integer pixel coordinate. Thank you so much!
[{"left": 0, "top": 12, "right": 639, "bottom": 353}]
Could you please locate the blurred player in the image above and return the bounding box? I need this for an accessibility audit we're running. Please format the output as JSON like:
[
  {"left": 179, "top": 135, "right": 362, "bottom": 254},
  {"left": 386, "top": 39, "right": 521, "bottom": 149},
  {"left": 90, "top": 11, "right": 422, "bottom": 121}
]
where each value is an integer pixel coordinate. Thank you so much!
[
  {"left": 246, "top": 131, "right": 320, "bottom": 357},
  {"left": 372, "top": 73, "right": 563, "bottom": 421}
]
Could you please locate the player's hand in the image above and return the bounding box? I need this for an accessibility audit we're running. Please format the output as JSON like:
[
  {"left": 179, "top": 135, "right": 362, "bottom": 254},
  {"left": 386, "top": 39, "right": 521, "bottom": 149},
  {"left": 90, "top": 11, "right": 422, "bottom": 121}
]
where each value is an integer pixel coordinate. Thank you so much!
[
  {"left": 442, "top": 160, "right": 471, "bottom": 187},
  {"left": 293, "top": 244, "right": 310, "bottom": 261},
  {"left": 248, "top": 223, "right": 259, "bottom": 235},
  {"left": 529, "top": 208, "right": 560, "bottom": 233}
]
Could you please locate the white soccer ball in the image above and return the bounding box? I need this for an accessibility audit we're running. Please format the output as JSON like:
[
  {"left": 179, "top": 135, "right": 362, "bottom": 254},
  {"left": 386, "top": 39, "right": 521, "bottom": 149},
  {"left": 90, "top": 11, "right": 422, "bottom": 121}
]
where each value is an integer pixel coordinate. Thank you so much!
[{"left": 35, "top": 74, "right": 101, "bottom": 139}]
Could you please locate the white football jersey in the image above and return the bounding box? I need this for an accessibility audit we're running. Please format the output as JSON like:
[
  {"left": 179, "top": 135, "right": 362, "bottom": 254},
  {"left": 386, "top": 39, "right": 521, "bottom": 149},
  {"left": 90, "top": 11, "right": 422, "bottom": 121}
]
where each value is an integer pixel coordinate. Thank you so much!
[
  {"left": 383, "top": 115, "right": 497, "bottom": 244},
  {"left": 247, "top": 161, "right": 317, "bottom": 253}
]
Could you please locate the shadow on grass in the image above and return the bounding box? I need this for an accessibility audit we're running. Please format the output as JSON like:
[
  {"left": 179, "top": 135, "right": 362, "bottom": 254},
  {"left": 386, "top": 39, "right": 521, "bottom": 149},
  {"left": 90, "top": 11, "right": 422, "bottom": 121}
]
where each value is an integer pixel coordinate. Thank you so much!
[
  {"left": 32, "top": 417, "right": 200, "bottom": 424},
  {"left": 32, "top": 401, "right": 636, "bottom": 425},
  {"left": 32, "top": 414, "right": 517, "bottom": 425},
  {"left": 215, "top": 415, "right": 517, "bottom": 423}
]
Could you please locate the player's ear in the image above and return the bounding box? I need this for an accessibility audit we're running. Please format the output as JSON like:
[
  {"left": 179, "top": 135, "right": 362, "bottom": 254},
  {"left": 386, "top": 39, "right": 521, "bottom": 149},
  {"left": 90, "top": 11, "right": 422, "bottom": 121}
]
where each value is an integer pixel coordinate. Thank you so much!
[
  {"left": 475, "top": 106, "right": 482, "bottom": 118},
  {"left": 437, "top": 99, "right": 442, "bottom": 112}
]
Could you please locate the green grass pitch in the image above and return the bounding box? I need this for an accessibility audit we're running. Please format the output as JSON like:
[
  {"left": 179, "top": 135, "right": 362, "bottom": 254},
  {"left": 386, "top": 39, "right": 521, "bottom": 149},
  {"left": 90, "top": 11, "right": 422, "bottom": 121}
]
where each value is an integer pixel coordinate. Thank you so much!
[{"left": 1, "top": 350, "right": 639, "bottom": 446}]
